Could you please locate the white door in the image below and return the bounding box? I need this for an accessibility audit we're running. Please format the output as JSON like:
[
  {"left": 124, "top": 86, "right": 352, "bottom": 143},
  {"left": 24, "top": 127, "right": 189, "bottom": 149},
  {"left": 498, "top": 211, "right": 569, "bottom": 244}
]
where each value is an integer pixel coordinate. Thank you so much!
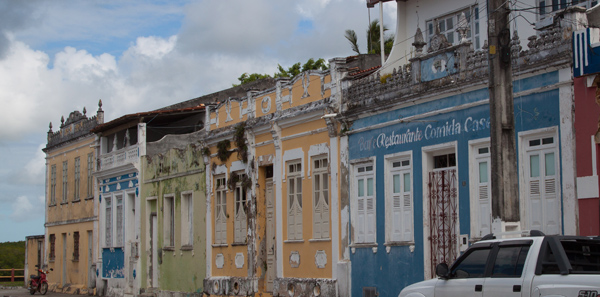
[
  {"left": 525, "top": 136, "right": 559, "bottom": 235},
  {"left": 475, "top": 146, "right": 492, "bottom": 237}
]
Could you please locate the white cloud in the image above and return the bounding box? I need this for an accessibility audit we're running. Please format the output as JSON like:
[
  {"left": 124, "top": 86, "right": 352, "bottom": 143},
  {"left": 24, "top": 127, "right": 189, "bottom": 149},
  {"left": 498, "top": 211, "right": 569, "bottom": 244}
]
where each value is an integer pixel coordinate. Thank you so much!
[{"left": 10, "top": 195, "right": 44, "bottom": 222}]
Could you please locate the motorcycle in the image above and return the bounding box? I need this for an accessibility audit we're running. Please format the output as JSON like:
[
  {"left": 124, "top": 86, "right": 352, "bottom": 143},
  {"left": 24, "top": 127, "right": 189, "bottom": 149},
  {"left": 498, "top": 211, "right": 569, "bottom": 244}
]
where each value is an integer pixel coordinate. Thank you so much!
[{"left": 28, "top": 267, "right": 52, "bottom": 295}]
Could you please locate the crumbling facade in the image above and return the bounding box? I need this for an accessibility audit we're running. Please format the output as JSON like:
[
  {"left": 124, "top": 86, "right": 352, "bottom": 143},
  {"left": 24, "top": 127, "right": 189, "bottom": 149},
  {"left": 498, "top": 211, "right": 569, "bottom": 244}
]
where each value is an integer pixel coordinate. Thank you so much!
[{"left": 202, "top": 66, "right": 347, "bottom": 296}]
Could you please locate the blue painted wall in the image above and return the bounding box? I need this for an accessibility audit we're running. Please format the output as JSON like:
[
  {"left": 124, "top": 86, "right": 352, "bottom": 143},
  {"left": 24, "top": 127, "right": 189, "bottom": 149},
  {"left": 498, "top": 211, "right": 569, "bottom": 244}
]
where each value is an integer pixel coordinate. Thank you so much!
[
  {"left": 102, "top": 248, "right": 125, "bottom": 278},
  {"left": 347, "top": 71, "right": 562, "bottom": 296},
  {"left": 99, "top": 171, "right": 138, "bottom": 280}
]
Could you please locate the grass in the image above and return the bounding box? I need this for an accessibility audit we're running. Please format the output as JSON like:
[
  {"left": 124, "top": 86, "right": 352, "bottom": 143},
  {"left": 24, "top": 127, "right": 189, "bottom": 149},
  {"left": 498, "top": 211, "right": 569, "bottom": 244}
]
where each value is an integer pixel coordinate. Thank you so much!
[{"left": 0, "top": 280, "right": 25, "bottom": 287}]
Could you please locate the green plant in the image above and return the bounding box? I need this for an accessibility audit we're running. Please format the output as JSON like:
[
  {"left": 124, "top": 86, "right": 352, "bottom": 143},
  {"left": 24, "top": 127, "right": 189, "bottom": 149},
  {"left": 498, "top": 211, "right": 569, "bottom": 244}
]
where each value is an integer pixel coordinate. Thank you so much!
[
  {"left": 380, "top": 73, "right": 392, "bottom": 84},
  {"left": 233, "top": 123, "right": 249, "bottom": 163},
  {"left": 216, "top": 140, "right": 232, "bottom": 162},
  {"left": 201, "top": 146, "right": 210, "bottom": 157}
]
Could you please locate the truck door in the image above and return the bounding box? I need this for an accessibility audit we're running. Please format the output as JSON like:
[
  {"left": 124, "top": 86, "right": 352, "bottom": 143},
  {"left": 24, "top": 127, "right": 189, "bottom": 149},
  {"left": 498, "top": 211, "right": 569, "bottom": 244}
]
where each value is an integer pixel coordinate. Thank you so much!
[
  {"left": 434, "top": 245, "right": 492, "bottom": 297},
  {"left": 482, "top": 241, "right": 531, "bottom": 297}
]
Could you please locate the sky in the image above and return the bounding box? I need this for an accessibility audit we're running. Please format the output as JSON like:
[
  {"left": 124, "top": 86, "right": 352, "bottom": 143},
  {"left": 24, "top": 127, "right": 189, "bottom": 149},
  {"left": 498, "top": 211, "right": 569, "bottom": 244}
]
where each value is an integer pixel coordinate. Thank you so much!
[{"left": 0, "top": 0, "right": 398, "bottom": 242}]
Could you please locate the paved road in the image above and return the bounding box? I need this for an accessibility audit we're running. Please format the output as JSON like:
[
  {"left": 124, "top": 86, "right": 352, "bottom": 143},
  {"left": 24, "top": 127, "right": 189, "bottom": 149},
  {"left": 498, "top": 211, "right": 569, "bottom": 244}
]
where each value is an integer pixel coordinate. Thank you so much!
[{"left": 0, "top": 287, "right": 87, "bottom": 297}]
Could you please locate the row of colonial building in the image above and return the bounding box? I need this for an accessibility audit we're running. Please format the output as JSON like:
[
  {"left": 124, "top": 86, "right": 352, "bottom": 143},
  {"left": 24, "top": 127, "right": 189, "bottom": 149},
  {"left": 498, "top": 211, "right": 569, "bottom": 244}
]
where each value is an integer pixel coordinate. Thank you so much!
[{"left": 25, "top": 1, "right": 600, "bottom": 296}]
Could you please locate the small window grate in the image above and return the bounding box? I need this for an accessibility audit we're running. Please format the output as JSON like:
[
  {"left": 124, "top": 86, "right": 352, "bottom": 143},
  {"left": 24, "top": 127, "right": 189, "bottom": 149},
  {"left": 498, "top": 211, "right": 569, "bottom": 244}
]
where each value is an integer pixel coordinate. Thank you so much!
[{"left": 363, "top": 287, "right": 377, "bottom": 297}]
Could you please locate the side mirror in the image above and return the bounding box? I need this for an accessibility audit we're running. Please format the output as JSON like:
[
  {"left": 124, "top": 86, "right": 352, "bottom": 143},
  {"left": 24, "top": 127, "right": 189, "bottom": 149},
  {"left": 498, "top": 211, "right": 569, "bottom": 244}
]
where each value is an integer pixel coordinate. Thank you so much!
[{"left": 436, "top": 263, "right": 449, "bottom": 279}]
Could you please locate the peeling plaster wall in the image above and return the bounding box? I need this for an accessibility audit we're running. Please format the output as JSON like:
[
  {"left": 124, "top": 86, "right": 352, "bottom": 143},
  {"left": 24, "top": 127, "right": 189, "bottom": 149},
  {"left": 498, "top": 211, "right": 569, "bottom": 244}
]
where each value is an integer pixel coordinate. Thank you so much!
[{"left": 140, "top": 144, "right": 207, "bottom": 294}]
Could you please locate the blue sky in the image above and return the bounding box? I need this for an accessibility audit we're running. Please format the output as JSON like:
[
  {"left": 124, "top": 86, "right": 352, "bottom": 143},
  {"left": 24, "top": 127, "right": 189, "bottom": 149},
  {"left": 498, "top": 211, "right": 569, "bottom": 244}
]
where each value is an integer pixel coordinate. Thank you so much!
[{"left": 0, "top": 0, "right": 398, "bottom": 242}]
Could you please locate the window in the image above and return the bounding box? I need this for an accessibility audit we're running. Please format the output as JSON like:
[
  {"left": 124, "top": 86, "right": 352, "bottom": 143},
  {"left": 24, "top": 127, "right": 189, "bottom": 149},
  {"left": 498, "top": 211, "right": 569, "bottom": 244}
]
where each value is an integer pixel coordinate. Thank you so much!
[
  {"left": 116, "top": 196, "right": 124, "bottom": 247},
  {"left": 73, "top": 231, "right": 80, "bottom": 261},
  {"left": 49, "top": 234, "right": 56, "bottom": 260},
  {"left": 234, "top": 173, "right": 248, "bottom": 243},
  {"left": 525, "top": 135, "right": 559, "bottom": 235},
  {"left": 50, "top": 165, "right": 57, "bottom": 205},
  {"left": 387, "top": 157, "right": 413, "bottom": 243},
  {"left": 62, "top": 161, "right": 68, "bottom": 203},
  {"left": 74, "top": 157, "right": 81, "bottom": 201},
  {"left": 181, "top": 192, "right": 193, "bottom": 247},
  {"left": 491, "top": 245, "right": 529, "bottom": 277},
  {"left": 426, "top": 5, "right": 480, "bottom": 50},
  {"left": 450, "top": 247, "right": 492, "bottom": 278},
  {"left": 539, "top": 0, "right": 598, "bottom": 18},
  {"left": 164, "top": 195, "right": 175, "bottom": 247},
  {"left": 313, "top": 157, "right": 330, "bottom": 239},
  {"left": 214, "top": 176, "right": 227, "bottom": 245},
  {"left": 354, "top": 163, "right": 376, "bottom": 244},
  {"left": 87, "top": 153, "right": 93, "bottom": 198},
  {"left": 287, "top": 161, "right": 303, "bottom": 240},
  {"left": 105, "top": 197, "right": 112, "bottom": 246}
]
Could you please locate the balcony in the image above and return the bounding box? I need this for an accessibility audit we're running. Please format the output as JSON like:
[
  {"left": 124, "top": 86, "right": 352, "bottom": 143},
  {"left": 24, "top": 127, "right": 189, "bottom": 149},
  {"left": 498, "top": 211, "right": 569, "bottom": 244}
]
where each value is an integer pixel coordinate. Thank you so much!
[{"left": 99, "top": 144, "right": 139, "bottom": 171}]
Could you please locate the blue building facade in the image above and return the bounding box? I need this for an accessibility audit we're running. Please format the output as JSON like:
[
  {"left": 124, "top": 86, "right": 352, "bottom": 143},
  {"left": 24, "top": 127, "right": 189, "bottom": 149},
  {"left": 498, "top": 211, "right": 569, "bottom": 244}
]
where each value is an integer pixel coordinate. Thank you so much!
[{"left": 340, "top": 25, "right": 579, "bottom": 296}]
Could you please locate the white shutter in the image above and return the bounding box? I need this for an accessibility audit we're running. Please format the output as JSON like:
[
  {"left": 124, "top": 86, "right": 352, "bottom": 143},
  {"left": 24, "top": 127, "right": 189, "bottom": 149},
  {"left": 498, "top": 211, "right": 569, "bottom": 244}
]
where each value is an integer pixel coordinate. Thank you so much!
[
  {"left": 528, "top": 152, "right": 543, "bottom": 231},
  {"left": 366, "top": 195, "right": 376, "bottom": 243},
  {"left": 478, "top": 158, "right": 491, "bottom": 237},
  {"left": 314, "top": 174, "right": 322, "bottom": 239},
  {"left": 543, "top": 151, "right": 559, "bottom": 235},
  {"left": 391, "top": 191, "right": 402, "bottom": 242},
  {"left": 402, "top": 192, "right": 412, "bottom": 242},
  {"left": 357, "top": 195, "right": 366, "bottom": 243}
]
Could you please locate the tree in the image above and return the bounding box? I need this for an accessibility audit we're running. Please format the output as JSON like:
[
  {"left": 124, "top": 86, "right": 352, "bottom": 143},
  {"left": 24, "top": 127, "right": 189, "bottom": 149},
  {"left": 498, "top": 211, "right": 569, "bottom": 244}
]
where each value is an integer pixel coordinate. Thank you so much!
[
  {"left": 275, "top": 58, "right": 329, "bottom": 78},
  {"left": 233, "top": 58, "right": 329, "bottom": 86},
  {"left": 233, "top": 72, "right": 271, "bottom": 87},
  {"left": 345, "top": 19, "right": 394, "bottom": 55}
]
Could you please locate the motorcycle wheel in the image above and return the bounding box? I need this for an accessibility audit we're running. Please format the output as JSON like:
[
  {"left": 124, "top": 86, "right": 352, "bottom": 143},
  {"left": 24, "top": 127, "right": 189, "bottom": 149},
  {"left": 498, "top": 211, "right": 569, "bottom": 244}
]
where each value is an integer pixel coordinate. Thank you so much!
[
  {"left": 29, "top": 286, "right": 36, "bottom": 295},
  {"left": 40, "top": 283, "right": 48, "bottom": 295}
]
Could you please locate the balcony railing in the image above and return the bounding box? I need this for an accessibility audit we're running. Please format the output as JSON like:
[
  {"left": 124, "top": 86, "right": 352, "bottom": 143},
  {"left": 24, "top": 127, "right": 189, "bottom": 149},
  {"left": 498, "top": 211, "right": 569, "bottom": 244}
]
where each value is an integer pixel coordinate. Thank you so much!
[{"left": 99, "top": 144, "right": 139, "bottom": 171}]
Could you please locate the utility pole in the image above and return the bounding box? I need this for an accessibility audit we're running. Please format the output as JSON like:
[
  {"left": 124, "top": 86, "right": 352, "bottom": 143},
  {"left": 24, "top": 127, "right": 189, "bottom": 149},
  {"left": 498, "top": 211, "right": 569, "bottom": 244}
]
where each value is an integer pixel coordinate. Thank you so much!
[{"left": 487, "top": 0, "right": 520, "bottom": 229}]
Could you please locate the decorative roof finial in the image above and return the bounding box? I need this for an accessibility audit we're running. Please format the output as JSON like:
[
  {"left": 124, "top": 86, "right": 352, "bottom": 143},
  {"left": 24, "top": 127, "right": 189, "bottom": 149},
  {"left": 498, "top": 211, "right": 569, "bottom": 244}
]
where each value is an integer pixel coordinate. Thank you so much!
[
  {"left": 413, "top": 27, "right": 427, "bottom": 56},
  {"left": 98, "top": 99, "right": 103, "bottom": 112},
  {"left": 83, "top": 107, "right": 87, "bottom": 115},
  {"left": 60, "top": 116, "right": 65, "bottom": 128},
  {"left": 456, "top": 12, "right": 470, "bottom": 44},
  {"left": 49, "top": 122, "right": 53, "bottom": 132}
]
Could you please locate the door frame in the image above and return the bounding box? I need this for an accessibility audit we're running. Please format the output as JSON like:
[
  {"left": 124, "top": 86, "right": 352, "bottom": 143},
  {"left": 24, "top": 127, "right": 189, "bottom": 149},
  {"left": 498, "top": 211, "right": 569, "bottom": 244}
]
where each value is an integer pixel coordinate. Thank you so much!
[{"left": 422, "top": 141, "right": 458, "bottom": 279}]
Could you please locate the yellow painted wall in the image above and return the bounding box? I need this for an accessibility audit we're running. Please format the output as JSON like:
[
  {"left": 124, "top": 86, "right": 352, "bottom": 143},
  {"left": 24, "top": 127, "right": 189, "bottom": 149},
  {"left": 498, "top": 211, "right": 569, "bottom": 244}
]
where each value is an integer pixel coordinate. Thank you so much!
[
  {"left": 210, "top": 73, "right": 332, "bottom": 131},
  {"left": 46, "top": 223, "right": 94, "bottom": 290},
  {"left": 254, "top": 92, "right": 277, "bottom": 118},
  {"left": 280, "top": 130, "right": 332, "bottom": 279},
  {"left": 46, "top": 136, "right": 96, "bottom": 223}
]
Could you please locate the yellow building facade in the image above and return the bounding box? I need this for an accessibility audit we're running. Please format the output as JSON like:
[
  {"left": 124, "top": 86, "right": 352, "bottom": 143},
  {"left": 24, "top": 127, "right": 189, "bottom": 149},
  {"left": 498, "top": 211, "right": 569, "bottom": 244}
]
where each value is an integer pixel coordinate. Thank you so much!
[
  {"left": 43, "top": 103, "right": 103, "bottom": 294},
  {"left": 203, "top": 67, "right": 344, "bottom": 296}
]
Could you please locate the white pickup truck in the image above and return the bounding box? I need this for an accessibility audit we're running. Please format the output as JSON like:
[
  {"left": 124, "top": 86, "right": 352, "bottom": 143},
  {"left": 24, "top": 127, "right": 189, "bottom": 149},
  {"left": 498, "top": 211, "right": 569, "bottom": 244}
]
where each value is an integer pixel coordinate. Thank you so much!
[{"left": 399, "top": 231, "right": 600, "bottom": 297}]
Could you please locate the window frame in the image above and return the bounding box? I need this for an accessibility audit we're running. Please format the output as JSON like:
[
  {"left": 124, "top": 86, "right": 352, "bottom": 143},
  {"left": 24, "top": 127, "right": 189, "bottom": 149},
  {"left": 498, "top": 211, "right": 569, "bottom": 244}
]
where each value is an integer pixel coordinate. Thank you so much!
[
  {"left": 87, "top": 153, "right": 94, "bottom": 198},
  {"left": 287, "top": 160, "right": 303, "bottom": 241},
  {"left": 73, "top": 231, "right": 80, "bottom": 261},
  {"left": 385, "top": 153, "right": 413, "bottom": 244},
  {"left": 180, "top": 191, "right": 193, "bottom": 248},
  {"left": 234, "top": 172, "right": 248, "bottom": 244},
  {"left": 426, "top": 4, "right": 480, "bottom": 50},
  {"left": 115, "top": 195, "right": 124, "bottom": 247},
  {"left": 538, "top": 0, "right": 598, "bottom": 19},
  {"left": 74, "top": 157, "right": 81, "bottom": 201},
  {"left": 214, "top": 175, "right": 227, "bottom": 245},
  {"left": 351, "top": 159, "right": 377, "bottom": 245},
  {"left": 50, "top": 165, "right": 57, "bottom": 205},
  {"left": 105, "top": 196, "right": 113, "bottom": 247},
  {"left": 49, "top": 234, "right": 56, "bottom": 261},
  {"left": 163, "top": 194, "right": 175, "bottom": 248},
  {"left": 312, "top": 156, "right": 330, "bottom": 240},
  {"left": 62, "top": 161, "right": 68, "bottom": 203}
]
